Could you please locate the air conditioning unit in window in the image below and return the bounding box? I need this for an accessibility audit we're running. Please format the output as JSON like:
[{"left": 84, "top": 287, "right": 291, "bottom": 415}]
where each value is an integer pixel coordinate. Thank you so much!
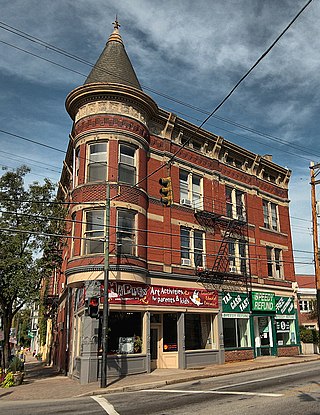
[
  {"left": 181, "top": 258, "right": 191, "bottom": 266},
  {"left": 229, "top": 266, "right": 237, "bottom": 273},
  {"left": 180, "top": 198, "right": 192, "bottom": 207}
]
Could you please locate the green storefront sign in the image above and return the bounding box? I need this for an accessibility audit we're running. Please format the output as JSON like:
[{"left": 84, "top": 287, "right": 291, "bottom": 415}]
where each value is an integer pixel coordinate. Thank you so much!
[
  {"left": 252, "top": 292, "right": 275, "bottom": 312},
  {"left": 275, "top": 296, "right": 295, "bottom": 315},
  {"left": 222, "top": 292, "right": 250, "bottom": 313},
  {"left": 222, "top": 291, "right": 295, "bottom": 315}
]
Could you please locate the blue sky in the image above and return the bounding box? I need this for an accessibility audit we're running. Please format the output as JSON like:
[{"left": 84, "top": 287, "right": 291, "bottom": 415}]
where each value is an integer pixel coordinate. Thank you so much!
[{"left": 0, "top": 0, "right": 318, "bottom": 274}]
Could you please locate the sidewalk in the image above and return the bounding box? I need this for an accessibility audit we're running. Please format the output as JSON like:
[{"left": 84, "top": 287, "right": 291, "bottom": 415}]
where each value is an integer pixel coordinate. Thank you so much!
[{"left": 1, "top": 353, "right": 320, "bottom": 401}]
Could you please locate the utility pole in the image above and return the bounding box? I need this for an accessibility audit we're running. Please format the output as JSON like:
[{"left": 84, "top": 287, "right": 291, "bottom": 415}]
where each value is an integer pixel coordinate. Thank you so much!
[
  {"left": 310, "top": 162, "right": 320, "bottom": 336},
  {"left": 101, "top": 183, "right": 110, "bottom": 388}
]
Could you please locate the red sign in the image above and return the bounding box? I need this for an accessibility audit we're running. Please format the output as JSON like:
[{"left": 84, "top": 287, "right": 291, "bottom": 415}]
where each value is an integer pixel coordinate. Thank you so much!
[{"left": 105, "top": 282, "right": 218, "bottom": 309}]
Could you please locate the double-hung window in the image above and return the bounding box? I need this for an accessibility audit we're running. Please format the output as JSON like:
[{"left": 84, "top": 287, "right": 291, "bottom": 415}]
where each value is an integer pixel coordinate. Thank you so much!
[
  {"left": 118, "top": 144, "right": 136, "bottom": 185},
  {"left": 73, "top": 147, "right": 80, "bottom": 187},
  {"left": 225, "top": 186, "right": 245, "bottom": 220},
  {"left": 84, "top": 210, "right": 104, "bottom": 254},
  {"left": 228, "top": 239, "right": 248, "bottom": 274},
  {"left": 117, "top": 210, "right": 136, "bottom": 256},
  {"left": 299, "top": 300, "right": 313, "bottom": 312},
  {"left": 180, "top": 227, "right": 204, "bottom": 267},
  {"left": 179, "top": 170, "right": 203, "bottom": 209},
  {"left": 266, "top": 246, "right": 283, "bottom": 279},
  {"left": 263, "top": 200, "right": 279, "bottom": 231},
  {"left": 87, "top": 143, "right": 107, "bottom": 182}
]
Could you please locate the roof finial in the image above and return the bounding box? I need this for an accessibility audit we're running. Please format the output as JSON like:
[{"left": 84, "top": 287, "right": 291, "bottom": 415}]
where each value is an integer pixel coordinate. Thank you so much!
[
  {"left": 107, "top": 16, "right": 123, "bottom": 45},
  {"left": 113, "top": 16, "right": 121, "bottom": 30}
]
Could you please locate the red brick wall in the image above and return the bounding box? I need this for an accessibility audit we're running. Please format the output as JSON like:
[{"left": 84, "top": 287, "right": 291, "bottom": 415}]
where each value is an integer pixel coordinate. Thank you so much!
[
  {"left": 277, "top": 346, "right": 300, "bottom": 357},
  {"left": 225, "top": 349, "right": 254, "bottom": 362}
]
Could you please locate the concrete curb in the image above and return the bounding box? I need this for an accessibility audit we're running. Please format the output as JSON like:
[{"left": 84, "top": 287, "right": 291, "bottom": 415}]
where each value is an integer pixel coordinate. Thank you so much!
[{"left": 77, "top": 355, "right": 320, "bottom": 397}]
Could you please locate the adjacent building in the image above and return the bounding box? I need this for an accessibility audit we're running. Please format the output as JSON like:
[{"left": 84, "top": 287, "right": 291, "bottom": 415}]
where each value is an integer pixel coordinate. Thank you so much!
[{"left": 50, "top": 22, "right": 300, "bottom": 384}]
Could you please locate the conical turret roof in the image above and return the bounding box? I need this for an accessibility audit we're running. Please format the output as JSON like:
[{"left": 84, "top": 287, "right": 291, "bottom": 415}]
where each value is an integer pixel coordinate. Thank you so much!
[{"left": 84, "top": 20, "right": 142, "bottom": 90}]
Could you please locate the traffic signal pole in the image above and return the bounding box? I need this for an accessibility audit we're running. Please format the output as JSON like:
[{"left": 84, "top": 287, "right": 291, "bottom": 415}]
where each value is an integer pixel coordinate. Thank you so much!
[
  {"left": 101, "top": 183, "right": 110, "bottom": 388},
  {"left": 310, "top": 162, "right": 320, "bottom": 335}
]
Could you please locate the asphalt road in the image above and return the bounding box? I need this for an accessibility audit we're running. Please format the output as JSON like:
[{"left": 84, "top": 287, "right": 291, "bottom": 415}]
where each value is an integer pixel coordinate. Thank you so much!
[{"left": 0, "top": 361, "right": 319, "bottom": 414}]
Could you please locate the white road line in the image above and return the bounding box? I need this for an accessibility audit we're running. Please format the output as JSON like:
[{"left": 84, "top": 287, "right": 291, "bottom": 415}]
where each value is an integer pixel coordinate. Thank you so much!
[
  {"left": 209, "top": 368, "right": 316, "bottom": 391},
  {"left": 91, "top": 395, "right": 120, "bottom": 415},
  {"left": 141, "top": 389, "right": 283, "bottom": 397}
]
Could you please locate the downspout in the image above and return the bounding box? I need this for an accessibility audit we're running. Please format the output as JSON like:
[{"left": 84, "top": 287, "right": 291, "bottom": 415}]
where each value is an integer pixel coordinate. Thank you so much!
[{"left": 65, "top": 284, "right": 71, "bottom": 375}]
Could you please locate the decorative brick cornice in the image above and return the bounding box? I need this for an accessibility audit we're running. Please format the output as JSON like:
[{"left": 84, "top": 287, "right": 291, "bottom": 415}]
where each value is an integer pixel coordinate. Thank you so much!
[
  {"left": 65, "top": 264, "right": 148, "bottom": 277},
  {"left": 74, "top": 114, "right": 150, "bottom": 141}
]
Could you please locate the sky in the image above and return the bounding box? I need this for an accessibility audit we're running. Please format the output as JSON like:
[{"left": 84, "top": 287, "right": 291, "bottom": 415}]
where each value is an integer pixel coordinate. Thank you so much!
[{"left": 0, "top": 0, "right": 318, "bottom": 275}]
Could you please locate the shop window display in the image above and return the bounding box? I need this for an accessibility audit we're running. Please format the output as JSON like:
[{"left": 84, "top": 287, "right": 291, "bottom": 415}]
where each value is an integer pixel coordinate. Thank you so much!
[
  {"left": 185, "top": 314, "right": 212, "bottom": 350},
  {"left": 223, "top": 318, "right": 251, "bottom": 348},
  {"left": 104, "top": 312, "right": 142, "bottom": 354},
  {"left": 276, "top": 319, "right": 296, "bottom": 346}
]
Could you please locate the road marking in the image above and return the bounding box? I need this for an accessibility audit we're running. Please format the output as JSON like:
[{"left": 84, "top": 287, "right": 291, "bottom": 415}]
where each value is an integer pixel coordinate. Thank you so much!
[
  {"left": 209, "top": 368, "right": 317, "bottom": 391},
  {"left": 91, "top": 395, "right": 120, "bottom": 414},
  {"left": 141, "top": 389, "right": 283, "bottom": 397}
]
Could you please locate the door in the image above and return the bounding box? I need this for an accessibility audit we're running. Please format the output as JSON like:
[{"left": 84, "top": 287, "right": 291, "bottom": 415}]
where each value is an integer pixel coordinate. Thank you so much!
[
  {"left": 254, "top": 316, "right": 273, "bottom": 356},
  {"left": 150, "top": 327, "right": 159, "bottom": 370}
]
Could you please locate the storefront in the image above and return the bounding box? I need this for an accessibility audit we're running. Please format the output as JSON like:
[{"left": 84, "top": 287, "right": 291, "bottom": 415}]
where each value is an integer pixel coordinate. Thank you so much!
[
  {"left": 222, "top": 290, "right": 300, "bottom": 361},
  {"left": 222, "top": 291, "right": 254, "bottom": 361},
  {"left": 71, "top": 281, "right": 223, "bottom": 383}
]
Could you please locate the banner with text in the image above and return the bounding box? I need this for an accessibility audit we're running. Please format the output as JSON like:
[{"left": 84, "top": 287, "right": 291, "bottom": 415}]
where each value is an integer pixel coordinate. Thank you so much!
[{"left": 104, "top": 282, "right": 219, "bottom": 309}]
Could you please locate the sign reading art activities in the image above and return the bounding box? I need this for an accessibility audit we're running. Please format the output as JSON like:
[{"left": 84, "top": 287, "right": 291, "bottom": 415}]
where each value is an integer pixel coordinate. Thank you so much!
[
  {"left": 105, "top": 282, "right": 219, "bottom": 309},
  {"left": 252, "top": 291, "right": 275, "bottom": 312}
]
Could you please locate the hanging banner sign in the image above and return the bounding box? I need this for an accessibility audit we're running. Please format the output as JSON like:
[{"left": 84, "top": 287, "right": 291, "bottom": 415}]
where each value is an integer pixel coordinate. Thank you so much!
[
  {"left": 252, "top": 292, "right": 275, "bottom": 312},
  {"left": 103, "top": 282, "right": 219, "bottom": 309}
]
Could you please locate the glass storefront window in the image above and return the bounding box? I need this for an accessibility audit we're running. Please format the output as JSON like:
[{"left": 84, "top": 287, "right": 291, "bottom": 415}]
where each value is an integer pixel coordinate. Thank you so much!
[
  {"left": 223, "top": 318, "right": 251, "bottom": 348},
  {"left": 163, "top": 313, "right": 177, "bottom": 352},
  {"left": 276, "top": 319, "right": 296, "bottom": 346},
  {"left": 185, "top": 314, "right": 212, "bottom": 350},
  {"left": 106, "top": 312, "right": 142, "bottom": 354}
]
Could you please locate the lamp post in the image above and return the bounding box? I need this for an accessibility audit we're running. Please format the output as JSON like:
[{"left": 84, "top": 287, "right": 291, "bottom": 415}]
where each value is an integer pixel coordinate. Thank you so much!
[{"left": 101, "top": 183, "right": 110, "bottom": 388}]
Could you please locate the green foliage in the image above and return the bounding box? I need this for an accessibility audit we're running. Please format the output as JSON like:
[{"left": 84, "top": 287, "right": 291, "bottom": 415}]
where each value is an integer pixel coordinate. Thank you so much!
[
  {"left": 0, "top": 166, "right": 67, "bottom": 367},
  {"left": 299, "top": 326, "right": 319, "bottom": 343},
  {"left": 1, "top": 372, "right": 14, "bottom": 388},
  {"left": 14, "top": 308, "right": 31, "bottom": 347},
  {"left": 9, "top": 356, "right": 24, "bottom": 373}
]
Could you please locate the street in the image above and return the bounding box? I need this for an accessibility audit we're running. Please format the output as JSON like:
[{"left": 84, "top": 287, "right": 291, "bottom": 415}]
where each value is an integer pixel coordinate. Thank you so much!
[{"left": 0, "top": 361, "right": 319, "bottom": 414}]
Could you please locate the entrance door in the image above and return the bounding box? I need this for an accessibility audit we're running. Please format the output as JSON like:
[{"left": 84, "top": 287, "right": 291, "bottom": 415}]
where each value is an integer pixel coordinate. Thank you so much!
[
  {"left": 150, "top": 327, "right": 159, "bottom": 370},
  {"left": 254, "top": 316, "right": 273, "bottom": 356}
]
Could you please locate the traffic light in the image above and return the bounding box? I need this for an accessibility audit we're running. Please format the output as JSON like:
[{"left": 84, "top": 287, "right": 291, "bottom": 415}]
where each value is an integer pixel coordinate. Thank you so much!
[
  {"left": 159, "top": 176, "right": 173, "bottom": 206},
  {"left": 88, "top": 297, "right": 99, "bottom": 318}
]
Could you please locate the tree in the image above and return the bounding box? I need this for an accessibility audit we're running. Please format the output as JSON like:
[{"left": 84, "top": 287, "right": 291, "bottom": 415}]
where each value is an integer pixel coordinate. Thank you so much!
[{"left": 0, "top": 166, "right": 65, "bottom": 368}]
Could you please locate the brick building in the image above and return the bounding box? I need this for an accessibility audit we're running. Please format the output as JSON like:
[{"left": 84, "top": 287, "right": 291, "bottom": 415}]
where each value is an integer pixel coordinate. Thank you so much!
[
  {"left": 296, "top": 274, "right": 318, "bottom": 330},
  {"left": 51, "top": 22, "right": 300, "bottom": 384}
]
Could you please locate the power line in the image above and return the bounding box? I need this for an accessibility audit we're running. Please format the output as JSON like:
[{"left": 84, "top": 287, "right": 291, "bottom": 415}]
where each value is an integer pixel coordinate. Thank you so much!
[
  {"left": 0, "top": 226, "right": 313, "bottom": 266},
  {"left": 0, "top": 12, "right": 318, "bottom": 163},
  {"left": 0, "top": 208, "right": 314, "bottom": 257},
  {"left": 166, "top": 0, "right": 314, "bottom": 165}
]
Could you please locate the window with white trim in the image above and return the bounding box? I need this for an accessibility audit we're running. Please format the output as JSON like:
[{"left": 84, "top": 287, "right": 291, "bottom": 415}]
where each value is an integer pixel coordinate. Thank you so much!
[
  {"left": 266, "top": 246, "right": 283, "bottom": 279},
  {"left": 179, "top": 170, "right": 203, "bottom": 209},
  {"left": 87, "top": 143, "right": 107, "bottom": 182},
  {"left": 118, "top": 144, "right": 136, "bottom": 185},
  {"left": 263, "top": 200, "right": 279, "bottom": 231},
  {"left": 225, "top": 186, "right": 245, "bottom": 220},
  {"left": 117, "top": 210, "right": 136, "bottom": 256},
  {"left": 180, "top": 227, "right": 205, "bottom": 267},
  {"left": 73, "top": 147, "right": 80, "bottom": 187},
  {"left": 228, "top": 239, "right": 248, "bottom": 274},
  {"left": 83, "top": 210, "right": 104, "bottom": 254},
  {"left": 299, "top": 300, "right": 314, "bottom": 312}
]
